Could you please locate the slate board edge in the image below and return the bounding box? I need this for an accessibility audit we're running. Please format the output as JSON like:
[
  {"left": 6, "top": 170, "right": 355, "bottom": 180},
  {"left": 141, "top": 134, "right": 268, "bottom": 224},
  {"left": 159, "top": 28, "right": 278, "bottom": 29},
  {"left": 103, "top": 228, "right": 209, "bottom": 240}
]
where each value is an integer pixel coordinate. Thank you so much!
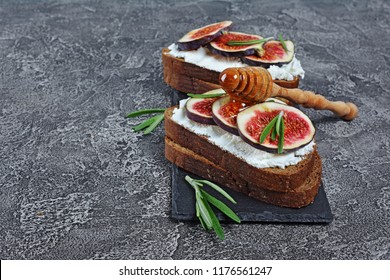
[{"left": 171, "top": 164, "right": 333, "bottom": 224}]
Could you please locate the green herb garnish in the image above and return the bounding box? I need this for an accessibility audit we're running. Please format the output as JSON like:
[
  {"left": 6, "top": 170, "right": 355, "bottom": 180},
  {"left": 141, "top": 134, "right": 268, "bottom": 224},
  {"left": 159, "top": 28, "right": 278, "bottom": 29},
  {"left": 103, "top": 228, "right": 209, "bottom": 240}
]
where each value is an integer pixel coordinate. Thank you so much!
[
  {"left": 278, "top": 34, "right": 288, "bottom": 52},
  {"left": 259, "top": 111, "right": 285, "bottom": 154},
  {"left": 187, "top": 93, "right": 225, "bottom": 98},
  {"left": 126, "top": 108, "right": 166, "bottom": 118},
  {"left": 126, "top": 108, "right": 165, "bottom": 134},
  {"left": 278, "top": 117, "right": 285, "bottom": 154},
  {"left": 185, "top": 175, "right": 241, "bottom": 240},
  {"left": 187, "top": 88, "right": 226, "bottom": 99},
  {"left": 226, "top": 36, "right": 273, "bottom": 46}
]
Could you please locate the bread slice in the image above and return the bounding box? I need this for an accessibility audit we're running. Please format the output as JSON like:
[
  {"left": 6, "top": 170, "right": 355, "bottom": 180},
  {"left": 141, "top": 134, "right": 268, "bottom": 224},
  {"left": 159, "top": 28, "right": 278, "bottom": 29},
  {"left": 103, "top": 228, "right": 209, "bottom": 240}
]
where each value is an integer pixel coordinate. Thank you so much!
[
  {"left": 165, "top": 106, "right": 319, "bottom": 193},
  {"left": 165, "top": 137, "right": 322, "bottom": 208},
  {"left": 162, "top": 48, "right": 300, "bottom": 94}
]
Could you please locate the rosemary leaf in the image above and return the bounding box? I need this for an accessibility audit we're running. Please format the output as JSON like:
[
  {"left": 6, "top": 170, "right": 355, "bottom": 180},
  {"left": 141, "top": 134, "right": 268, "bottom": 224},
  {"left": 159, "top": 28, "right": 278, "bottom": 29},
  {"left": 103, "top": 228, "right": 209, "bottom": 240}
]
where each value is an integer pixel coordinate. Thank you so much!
[
  {"left": 226, "top": 36, "right": 273, "bottom": 46},
  {"left": 259, "top": 117, "right": 278, "bottom": 143},
  {"left": 126, "top": 108, "right": 166, "bottom": 118},
  {"left": 187, "top": 93, "right": 225, "bottom": 98},
  {"left": 200, "top": 215, "right": 210, "bottom": 230},
  {"left": 203, "top": 198, "right": 225, "bottom": 240},
  {"left": 196, "top": 202, "right": 210, "bottom": 230},
  {"left": 143, "top": 113, "right": 164, "bottom": 134},
  {"left": 271, "top": 127, "right": 277, "bottom": 141},
  {"left": 278, "top": 34, "right": 288, "bottom": 52},
  {"left": 275, "top": 111, "right": 284, "bottom": 136},
  {"left": 206, "top": 88, "right": 226, "bottom": 95},
  {"left": 278, "top": 117, "right": 285, "bottom": 154},
  {"left": 195, "top": 189, "right": 213, "bottom": 229},
  {"left": 185, "top": 175, "right": 240, "bottom": 240},
  {"left": 227, "top": 39, "right": 262, "bottom": 46},
  {"left": 185, "top": 175, "right": 196, "bottom": 188},
  {"left": 201, "top": 190, "right": 241, "bottom": 223},
  {"left": 132, "top": 115, "right": 160, "bottom": 132},
  {"left": 196, "top": 179, "right": 237, "bottom": 204},
  {"left": 185, "top": 175, "right": 202, "bottom": 189},
  {"left": 187, "top": 88, "right": 225, "bottom": 98}
]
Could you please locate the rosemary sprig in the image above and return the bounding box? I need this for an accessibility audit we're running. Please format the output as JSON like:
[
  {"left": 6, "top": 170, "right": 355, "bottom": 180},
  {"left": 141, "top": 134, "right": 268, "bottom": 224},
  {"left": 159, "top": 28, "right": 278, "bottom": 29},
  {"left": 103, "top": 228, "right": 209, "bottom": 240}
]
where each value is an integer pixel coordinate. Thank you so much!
[
  {"left": 278, "top": 117, "right": 285, "bottom": 154},
  {"left": 194, "top": 179, "right": 236, "bottom": 204},
  {"left": 143, "top": 114, "right": 164, "bottom": 134},
  {"left": 126, "top": 108, "right": 166, "bottom": 118},
  {"left": 187, "top": 88, "right": 226, "bottom": 99},
  {"left": 185, "top": 175, "right": 241, "bottom": 240},
  {"left": 278, "top": 34, "right": 288, "bottom": 52},
  {"left": 132, "top": 114, "right": 161, "bottom": 132},
  {"left": 226, "top": 36, "right": 273, "bottom": 46},
  {"left": 201, "top": 191, "right": 241, "bottom": 223},
  {"left": 187, "top": 93, "right": 225, "bottom": 98},
  {"left": 259, "top": 111, "right": 285, "bottom": 154},
  {"left": 126, "top": 108, "right": 166, "bottom": 134},
  {"left": 259, "top": 116, "right": 278, "bottom": 144}
]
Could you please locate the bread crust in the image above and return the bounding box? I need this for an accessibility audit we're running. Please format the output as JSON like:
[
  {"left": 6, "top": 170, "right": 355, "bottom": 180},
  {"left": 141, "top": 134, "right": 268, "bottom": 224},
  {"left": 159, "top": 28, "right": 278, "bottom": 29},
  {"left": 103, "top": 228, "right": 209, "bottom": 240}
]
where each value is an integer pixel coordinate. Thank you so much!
[
  {"left": 162, "top": 48, "right": 300, "bottom": 94},
  {"left": 165, "top": 137, "right": 322, "bottom": 208},
  {"left": 165, "top": 106, "right": 318, "bottom": 193}
]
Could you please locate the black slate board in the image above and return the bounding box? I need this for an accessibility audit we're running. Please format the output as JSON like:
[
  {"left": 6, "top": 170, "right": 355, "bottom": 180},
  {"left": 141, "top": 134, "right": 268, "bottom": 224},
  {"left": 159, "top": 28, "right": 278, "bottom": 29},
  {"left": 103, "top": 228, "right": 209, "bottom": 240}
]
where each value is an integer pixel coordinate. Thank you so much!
[{"left": 171, "top": 165, "right": 333, "bottom": 223}]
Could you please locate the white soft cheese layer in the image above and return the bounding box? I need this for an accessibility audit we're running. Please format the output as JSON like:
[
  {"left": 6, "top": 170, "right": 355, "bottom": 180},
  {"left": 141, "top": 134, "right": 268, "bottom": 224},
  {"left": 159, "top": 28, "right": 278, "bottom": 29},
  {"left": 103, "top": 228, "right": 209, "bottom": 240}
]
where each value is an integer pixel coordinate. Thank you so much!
[
  {"left": 171, "top": 98, "right": 315, "bottom": 169},
  {"left": 168, "top": 43, "right": 305, "bottom": 81}
]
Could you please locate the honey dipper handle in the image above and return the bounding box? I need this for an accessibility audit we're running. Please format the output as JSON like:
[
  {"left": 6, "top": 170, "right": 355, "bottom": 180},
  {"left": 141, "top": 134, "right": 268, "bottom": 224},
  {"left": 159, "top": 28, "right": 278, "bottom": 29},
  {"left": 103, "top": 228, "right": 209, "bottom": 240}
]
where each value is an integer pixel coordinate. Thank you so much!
[{"left": 272, "top": 84, "right": 358, "bottom": 121}]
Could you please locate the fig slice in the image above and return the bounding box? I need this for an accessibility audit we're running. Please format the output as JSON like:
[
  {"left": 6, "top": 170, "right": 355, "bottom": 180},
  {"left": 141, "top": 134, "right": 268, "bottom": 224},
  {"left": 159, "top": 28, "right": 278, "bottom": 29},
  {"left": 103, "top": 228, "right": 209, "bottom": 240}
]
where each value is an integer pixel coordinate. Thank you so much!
[
  {"left": 212, "top": 96, "right": 248, "bottom": 135},
  {"left": 185, "top": 89, "right": 226, "bottom": 125},
  {"left": 177, "top": 21, "right": 233, "bottom": 51},
  {"left": 241, "top": 40, "right": 295, "bottom": 67},
  {"left": 208, "top": 32, "right": 263, "bottom": 57},
  {"left": 237, "top": 102, "right": 315, "bottom": 153}
]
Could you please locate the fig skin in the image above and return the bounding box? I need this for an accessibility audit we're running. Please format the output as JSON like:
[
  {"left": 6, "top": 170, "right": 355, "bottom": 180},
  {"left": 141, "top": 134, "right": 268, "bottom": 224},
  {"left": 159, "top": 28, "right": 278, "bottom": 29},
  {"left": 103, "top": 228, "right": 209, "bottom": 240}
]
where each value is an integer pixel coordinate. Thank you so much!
[
  {"left": 241, "top": 40, "right": 295, "bottom": 67},
  {"left": 186, "top": 109, "right": 216, "bottom": 125},
  {"left": 212, "top": 113, "right": 239, "bottom": 135},
  {"left": 207, "top": 43, "right": 260, "bottom": 58},
  {"left": 237, "top": 102, "right": 315, "bottom": 154},
  {"left": 178, "top": 32, "right": 226, "bottom": 51},
  {"left": 208, "top": 32, "right": 263, "bottom": 57},
  {"left": 185, "top": 97, "right": 220, "bottom": 125},
  {"left": 212, "top": 96, "right": 248, "bottom": 136},
  {"left": 238, "top": 130, "right": 307, "bottom": 154},
  {"left": 177, "top": 21, "right": 232, "bottom": 51},
  {"left": 241, "top": 57, "right": 287, "bottom": 68}
]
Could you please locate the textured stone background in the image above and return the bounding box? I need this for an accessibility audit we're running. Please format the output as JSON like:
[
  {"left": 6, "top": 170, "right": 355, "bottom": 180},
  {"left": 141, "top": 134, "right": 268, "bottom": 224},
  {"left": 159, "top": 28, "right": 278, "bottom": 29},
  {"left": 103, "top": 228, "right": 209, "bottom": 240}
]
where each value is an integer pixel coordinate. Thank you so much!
[{"left": 0, "top": 0, "right": 389, "bottom": 260}]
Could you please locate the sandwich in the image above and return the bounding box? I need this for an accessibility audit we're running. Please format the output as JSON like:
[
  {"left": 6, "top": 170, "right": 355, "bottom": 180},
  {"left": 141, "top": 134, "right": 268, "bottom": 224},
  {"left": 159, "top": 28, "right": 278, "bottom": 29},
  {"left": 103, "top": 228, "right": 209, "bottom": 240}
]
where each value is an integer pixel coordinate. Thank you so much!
[
  {"left": 164, "top": 93, "right": 321, "bottom": 208},
  {"left": 162, "top": 21, "right": 305, "bottom": 94}
]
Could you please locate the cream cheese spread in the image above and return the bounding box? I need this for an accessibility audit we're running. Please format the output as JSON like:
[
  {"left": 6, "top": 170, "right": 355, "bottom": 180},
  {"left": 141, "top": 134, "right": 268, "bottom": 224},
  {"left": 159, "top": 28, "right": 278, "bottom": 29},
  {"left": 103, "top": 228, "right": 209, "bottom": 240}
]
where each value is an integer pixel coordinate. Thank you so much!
[
  {"left": 168, "top": 43, "right": 305, "bottom": 81},
  {"left": 171, "top": 98, "right": 315, "bottom": 169}
]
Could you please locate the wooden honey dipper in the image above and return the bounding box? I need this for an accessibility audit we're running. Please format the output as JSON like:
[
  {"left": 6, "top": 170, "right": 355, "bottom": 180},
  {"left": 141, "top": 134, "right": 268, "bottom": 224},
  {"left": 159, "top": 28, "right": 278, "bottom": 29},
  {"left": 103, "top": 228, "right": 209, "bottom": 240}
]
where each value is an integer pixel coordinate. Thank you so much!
[{"left": 219, "top": 67, "right": 358, "bottom": 121}]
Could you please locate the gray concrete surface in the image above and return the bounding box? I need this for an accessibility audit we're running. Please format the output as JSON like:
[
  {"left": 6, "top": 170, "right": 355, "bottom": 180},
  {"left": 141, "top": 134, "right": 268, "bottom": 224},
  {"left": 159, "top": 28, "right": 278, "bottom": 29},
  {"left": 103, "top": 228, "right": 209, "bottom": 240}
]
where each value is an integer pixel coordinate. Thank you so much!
[{"left": 0, "top": 0, "right": 389, "bottom": 259}]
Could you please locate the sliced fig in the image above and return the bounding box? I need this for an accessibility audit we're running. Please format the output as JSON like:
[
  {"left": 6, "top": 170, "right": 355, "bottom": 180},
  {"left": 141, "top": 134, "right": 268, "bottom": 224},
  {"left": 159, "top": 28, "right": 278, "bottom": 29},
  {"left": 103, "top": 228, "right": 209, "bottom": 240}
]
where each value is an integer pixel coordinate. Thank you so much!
[
  {"left": 237, "top": 102, "right": 315, "bottom": 153},
  {"left": 177, "top": 21, "right": 233, "bottom": 51},
  {"left": 208, "top": 32, "right": 263, "bottom": 57},
  {"left": 185, "top": 89, "right": 226, "bottom": 125},
  {"left": 241, "top": 40, "right": 295, "bottom": 67},
  {"left": 212, "top": 96, "right": 248, "bottom": 135}
]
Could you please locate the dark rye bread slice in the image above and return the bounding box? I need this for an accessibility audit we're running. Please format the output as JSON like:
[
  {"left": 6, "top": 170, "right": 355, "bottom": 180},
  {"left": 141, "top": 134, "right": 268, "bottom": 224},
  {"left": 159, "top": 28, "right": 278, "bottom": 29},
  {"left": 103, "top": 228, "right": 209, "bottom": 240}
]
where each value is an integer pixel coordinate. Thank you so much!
[
  {"left": 165, "top": 106, "right": 319, "bottom": 193},
  {"left": 162, "top": 48, "right": 300, "bottom": 94},
  {"left": 165, "top": 137, "right": 322, "bottom": 208}
]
